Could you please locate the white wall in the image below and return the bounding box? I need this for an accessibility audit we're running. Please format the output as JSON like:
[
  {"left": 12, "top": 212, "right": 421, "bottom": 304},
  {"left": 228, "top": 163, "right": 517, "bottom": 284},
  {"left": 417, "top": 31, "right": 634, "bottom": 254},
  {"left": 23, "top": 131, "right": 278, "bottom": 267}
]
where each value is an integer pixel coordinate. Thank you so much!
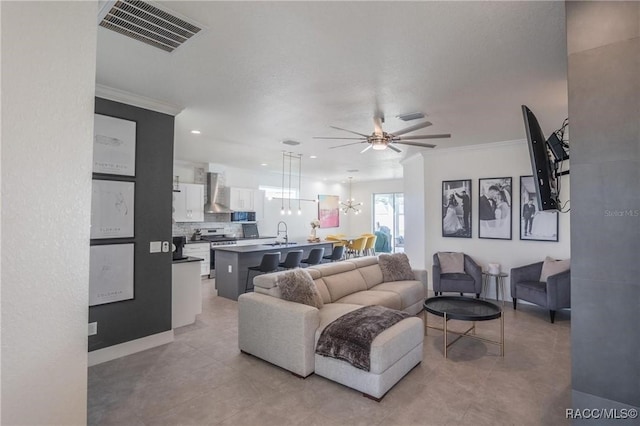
[
  {"left": 1, "top": 2, "right": 97, "bottom": 424},
  {"left": 402, "top": 154, "right": 428, "bottom": 269},
  {"left": 173, "top": 160, "right": 350, "bottom": 241},
  {"left": 347, "top": 178, "right": 404, "bottom": 236},
  {"left": 416, "top": 140, "right": 571, "bottom": 299}
]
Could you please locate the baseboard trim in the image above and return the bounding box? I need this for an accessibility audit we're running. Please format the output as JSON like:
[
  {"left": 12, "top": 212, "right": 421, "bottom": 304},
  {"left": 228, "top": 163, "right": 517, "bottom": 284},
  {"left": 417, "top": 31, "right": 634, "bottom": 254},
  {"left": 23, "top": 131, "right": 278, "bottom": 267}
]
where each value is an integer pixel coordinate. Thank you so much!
[{"left": 88, "top": 330, "right": 175, "bottom": 366}]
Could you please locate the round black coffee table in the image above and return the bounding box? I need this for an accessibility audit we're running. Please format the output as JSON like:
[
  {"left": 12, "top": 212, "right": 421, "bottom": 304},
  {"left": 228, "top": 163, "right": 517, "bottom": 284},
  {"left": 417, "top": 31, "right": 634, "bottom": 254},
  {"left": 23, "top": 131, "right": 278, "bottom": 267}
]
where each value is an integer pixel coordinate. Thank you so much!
[{"left": 424, "top": 296, "right": 504, "bottom": 358}]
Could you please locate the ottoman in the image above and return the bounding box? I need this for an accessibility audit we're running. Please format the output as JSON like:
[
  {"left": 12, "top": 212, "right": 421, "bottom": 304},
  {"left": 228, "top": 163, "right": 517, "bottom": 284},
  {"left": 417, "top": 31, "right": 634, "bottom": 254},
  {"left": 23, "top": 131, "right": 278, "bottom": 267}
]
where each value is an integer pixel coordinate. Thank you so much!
[{"left": 314, "top": 315, "right": 424, "bottom": 401}]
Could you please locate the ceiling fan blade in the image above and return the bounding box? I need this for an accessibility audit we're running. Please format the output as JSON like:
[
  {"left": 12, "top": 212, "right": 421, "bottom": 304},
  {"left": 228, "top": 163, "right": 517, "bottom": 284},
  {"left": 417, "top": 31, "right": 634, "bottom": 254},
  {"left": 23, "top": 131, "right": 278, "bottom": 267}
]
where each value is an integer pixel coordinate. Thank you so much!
[
  {"left": 329, "top": 125, "right": 370, "bottom": 138},
  {"left": 387, "top": 144, "right": 402, "bottom": 153},
  {"left": 329, "top": 141, "right": 367, "bottom": 149},
  {"left": 396, "top": 133, "right": 451, "bottom": 140},
  {"left": 373, "top": 115, "right": 384, "bottom": 136},
  {"left": 390, "top": 121, "right": 433, "bottom": 136},
  {"left": 394, "top": 140, "right": 437, "bottom": 148},
  {"left": 313, "top": 136, "right": 366, "bottom": 140},
  {"left": 360, "top": 145, "right": 372, "bottom": 154}
]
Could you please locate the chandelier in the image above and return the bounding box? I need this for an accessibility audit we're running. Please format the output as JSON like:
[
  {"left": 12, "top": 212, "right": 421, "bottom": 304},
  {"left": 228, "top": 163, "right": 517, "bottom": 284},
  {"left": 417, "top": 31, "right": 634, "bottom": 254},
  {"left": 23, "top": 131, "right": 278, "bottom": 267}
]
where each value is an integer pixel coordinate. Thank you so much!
[{"left": 341, "top": 177, "right": 362, "bottom": 214}]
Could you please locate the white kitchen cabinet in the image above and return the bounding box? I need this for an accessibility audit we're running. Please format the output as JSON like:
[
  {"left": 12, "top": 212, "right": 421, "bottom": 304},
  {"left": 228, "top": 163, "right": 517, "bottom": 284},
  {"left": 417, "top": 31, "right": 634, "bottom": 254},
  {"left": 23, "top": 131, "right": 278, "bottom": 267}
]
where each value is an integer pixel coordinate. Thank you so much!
[
  {"left": 182, "top": 242, "right": 210, "bottom": 276},
  {"left": 229, "top": 187, "right": 255, "bottom": 211},
  {"left": 173, "top": 183, "right": 204, "bottom": 222},
  {"left": 254, "top": 189, "right": 265, "bottom": 220}
]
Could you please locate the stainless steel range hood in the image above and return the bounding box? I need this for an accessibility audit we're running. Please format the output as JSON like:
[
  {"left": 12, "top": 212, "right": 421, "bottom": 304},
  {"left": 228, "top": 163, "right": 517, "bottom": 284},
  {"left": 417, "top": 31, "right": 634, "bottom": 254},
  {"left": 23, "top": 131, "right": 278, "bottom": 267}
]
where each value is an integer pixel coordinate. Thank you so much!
[{"left": 204, "top": 173, "right": 232, "bottom": 214}]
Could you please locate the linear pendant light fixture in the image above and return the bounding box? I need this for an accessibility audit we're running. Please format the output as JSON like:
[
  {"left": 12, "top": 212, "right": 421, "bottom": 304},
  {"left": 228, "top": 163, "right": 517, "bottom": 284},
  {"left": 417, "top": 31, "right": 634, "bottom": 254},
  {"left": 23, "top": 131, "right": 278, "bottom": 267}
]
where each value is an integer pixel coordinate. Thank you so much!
[
  {"left": 279, "top": 152, "right": 316, "bottom": 215},
  {"left": 341, "top": 177, "right": 363, "bottom": 214}
]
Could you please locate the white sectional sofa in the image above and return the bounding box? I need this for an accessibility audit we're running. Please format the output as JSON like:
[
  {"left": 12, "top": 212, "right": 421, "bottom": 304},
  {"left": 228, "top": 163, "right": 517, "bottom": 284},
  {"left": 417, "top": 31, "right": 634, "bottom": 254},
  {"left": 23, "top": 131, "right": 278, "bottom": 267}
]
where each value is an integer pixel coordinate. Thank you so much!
[{"left": 238, "top": 256, "right": 427, "bottom": 398}]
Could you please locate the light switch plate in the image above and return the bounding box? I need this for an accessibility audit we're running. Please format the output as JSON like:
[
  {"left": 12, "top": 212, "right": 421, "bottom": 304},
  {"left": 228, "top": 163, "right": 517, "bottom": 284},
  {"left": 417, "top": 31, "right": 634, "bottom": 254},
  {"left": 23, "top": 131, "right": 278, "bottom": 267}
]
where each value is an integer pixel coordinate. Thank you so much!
[
  {"left": 150, "top": 241, "right": 162, "bottom": 253},
  {"left": 88, "top": 322, "right": 97, "bottom": 336},
  {"left": 228, "top": 265, "right": 232, "bottom": 273},
  {"left": 161, "top": 241, "right": 169, "bottom": 252}
]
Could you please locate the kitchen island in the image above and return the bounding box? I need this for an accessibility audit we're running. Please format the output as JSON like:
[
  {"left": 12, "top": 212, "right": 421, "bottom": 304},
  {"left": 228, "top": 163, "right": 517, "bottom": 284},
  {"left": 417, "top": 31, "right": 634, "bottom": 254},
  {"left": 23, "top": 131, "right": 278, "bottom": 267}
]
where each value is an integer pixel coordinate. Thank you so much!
[{"left": 214, "top": 240, "right": 333, "bottom": 300}]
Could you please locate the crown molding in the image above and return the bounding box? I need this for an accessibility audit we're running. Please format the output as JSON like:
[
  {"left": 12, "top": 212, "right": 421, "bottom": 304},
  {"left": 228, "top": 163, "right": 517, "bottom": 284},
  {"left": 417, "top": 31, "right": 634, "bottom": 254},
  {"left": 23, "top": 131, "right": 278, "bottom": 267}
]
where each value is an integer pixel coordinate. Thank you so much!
[{"left": 95, "top": 84, "right": 183, "bottom": 116}]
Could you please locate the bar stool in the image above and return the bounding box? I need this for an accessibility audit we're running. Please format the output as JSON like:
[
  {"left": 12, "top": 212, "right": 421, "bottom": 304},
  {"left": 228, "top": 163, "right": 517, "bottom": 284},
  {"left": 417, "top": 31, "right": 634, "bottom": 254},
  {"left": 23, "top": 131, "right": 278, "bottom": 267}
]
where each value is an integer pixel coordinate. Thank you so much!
[
  {"left": 278, "top": 250, "right": 303, "bottom": 270},
  {"left": 245, "top": 252, "right": 281, "bottom": 293},
  {"left": 323, "top": 245, "right": 345, "bottom": 262},
  {"left": 300, "top": 248, "right": 325, "bottom": 267}
]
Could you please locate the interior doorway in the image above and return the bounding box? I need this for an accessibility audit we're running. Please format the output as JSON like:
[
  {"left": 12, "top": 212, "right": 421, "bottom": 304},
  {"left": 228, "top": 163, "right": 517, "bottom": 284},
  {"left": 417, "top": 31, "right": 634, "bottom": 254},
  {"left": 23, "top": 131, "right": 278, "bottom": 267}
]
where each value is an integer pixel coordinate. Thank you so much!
[{"left": 373, "top": 193, "right": 404, "bottom": 253}]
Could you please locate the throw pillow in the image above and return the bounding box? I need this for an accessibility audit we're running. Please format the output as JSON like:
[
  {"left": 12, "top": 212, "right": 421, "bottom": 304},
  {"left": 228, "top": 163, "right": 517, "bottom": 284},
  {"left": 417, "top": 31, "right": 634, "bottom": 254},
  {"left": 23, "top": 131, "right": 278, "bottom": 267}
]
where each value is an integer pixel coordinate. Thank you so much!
[
  {"left": 277, "top": 269, "right": 324, "bottom": 309},
  {"left": 379, "top": 253, "right": 415, "bottom": 282},
  {"left": 437, "top": 252, "right": 465, "bottom": 274},
  {"left": 540, "top": 256, "right": 570, "bottom": 282}
]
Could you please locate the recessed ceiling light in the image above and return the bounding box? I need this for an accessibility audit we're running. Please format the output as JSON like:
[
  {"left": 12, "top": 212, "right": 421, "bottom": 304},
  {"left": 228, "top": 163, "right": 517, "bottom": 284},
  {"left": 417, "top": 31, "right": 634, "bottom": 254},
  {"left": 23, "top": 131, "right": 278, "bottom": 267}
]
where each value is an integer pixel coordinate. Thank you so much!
[
  {"left": 190, "top": 130, "right": 201, "bottom": 134},
  {"left": 282, "top": 140, "right": 301, "bottom": 146},
  {"left": 310, "top": 155, "right": 317, "bottom": 159},
  {"left": 260, "top": 163, "right": 268, "bottom": 166},
  {"left": 346, "top": 169, "right": 359, "bottom": 173}
]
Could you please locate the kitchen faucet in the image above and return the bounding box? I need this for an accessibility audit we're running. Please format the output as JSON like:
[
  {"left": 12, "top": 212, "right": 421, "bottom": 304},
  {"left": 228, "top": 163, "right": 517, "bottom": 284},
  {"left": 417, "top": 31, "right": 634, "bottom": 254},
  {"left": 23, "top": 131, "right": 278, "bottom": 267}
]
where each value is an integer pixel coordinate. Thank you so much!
[{"left": 277, "top": 221, "right": 288, "bottom": 245}]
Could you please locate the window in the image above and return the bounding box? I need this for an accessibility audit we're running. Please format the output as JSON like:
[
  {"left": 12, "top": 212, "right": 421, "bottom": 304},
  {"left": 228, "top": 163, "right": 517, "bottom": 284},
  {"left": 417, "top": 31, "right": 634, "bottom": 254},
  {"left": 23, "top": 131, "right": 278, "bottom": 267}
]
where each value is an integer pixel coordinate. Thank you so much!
[{"left": 373, "top": 193, "right": 404, "bottom": 253}]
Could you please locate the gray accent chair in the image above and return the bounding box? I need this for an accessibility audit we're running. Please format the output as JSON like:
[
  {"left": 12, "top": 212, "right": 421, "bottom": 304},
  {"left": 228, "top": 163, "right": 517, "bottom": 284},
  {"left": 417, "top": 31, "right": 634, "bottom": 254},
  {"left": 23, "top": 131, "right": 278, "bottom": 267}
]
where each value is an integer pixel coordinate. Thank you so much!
[
  {"left": 432, "top": 253, "right": 482, "bottom": 298},
  {"left": 510, "top": 261, "right": 571, "bottom": 323}
]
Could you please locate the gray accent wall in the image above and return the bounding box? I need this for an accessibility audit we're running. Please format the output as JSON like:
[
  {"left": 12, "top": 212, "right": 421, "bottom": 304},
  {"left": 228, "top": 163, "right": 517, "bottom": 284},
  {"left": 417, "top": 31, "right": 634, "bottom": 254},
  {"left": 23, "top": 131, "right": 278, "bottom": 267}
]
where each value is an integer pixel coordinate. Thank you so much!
[
  {"left": 89, "top": 98, "right": 175, "bottom": 351},
  {"left": 567, "top": 0, "right": 640, "bottom": 417}
]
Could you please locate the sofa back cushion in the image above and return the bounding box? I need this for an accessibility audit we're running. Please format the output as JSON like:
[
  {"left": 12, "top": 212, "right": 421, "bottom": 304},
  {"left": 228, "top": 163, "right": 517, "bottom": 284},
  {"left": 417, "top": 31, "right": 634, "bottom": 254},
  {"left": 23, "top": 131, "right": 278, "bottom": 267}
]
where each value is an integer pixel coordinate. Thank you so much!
[
  {"left": 322, "top": 270, "right": 368, "bottom": 302},
  {"left": 347, "top": 256, "right": 384, "bottom": 288}
]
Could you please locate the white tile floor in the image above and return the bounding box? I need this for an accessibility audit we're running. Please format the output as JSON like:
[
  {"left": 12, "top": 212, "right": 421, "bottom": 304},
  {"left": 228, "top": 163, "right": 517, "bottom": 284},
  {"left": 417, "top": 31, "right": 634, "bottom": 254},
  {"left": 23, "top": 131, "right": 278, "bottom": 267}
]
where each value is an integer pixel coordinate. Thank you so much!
[{"left": 88, "top": 279, "right": 571, "bottom": 425}]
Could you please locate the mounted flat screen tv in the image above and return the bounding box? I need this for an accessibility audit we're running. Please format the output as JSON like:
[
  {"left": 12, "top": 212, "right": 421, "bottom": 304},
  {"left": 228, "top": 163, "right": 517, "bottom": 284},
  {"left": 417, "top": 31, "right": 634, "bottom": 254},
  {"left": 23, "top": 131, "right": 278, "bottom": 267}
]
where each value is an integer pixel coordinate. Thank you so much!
[{"left": 521, "top": 105, "right": 558, "bottom": 211}]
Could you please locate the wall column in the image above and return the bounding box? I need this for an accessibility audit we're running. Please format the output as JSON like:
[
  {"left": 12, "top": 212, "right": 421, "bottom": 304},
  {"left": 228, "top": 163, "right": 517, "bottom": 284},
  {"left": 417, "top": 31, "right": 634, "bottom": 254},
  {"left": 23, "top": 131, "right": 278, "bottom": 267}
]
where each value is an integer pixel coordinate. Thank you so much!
[{"left": 567, "top": 1, "right": 640, "bottom": 415}]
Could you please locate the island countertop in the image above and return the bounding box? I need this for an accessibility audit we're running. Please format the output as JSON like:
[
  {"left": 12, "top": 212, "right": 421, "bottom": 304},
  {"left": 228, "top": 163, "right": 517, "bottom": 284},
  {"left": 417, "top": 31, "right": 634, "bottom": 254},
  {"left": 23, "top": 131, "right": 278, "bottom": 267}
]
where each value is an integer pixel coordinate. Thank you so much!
[
  {"left": 212, "top": 240, "right": 329, "bottom": 253},
  {"left": 214, "top": 240, "right": 334, "bottom": 300}
]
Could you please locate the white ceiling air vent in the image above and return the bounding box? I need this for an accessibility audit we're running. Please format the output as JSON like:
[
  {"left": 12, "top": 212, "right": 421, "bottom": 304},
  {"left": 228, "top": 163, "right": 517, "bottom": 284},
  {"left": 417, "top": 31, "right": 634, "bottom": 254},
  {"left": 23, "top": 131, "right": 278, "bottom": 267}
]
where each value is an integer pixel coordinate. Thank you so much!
[{"left": 98, "top": 0, "right": 203, "bottom": 53}]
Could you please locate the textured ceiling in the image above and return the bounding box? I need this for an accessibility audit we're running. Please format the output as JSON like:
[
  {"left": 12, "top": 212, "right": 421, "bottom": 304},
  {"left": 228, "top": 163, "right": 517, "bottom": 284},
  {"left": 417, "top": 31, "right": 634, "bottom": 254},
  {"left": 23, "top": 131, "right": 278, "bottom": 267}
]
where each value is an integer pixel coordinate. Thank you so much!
[{"left": 96, "top": 1, "right": 568, "bottom": 182}]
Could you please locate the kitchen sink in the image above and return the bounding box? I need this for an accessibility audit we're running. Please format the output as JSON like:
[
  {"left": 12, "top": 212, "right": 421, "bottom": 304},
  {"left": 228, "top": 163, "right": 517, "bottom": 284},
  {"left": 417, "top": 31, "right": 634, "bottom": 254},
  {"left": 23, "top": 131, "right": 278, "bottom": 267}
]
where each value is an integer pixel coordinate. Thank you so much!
[{"left": 262, "top": 242, "right": 298, "bottom": 247}]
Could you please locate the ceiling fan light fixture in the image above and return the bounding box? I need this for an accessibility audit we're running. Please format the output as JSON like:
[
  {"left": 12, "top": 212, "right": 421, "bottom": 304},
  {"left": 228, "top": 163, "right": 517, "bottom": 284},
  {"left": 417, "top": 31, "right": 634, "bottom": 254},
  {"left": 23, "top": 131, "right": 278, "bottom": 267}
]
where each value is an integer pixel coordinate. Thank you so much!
[{"left": 372, "top": 142, "right": 387, "bottom": 150}]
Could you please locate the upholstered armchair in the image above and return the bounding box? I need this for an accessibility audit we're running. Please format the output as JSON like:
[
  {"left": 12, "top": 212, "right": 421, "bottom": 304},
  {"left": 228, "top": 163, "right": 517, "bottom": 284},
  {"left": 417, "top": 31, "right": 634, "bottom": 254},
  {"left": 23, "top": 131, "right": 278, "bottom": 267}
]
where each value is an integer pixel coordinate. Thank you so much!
[
  {"left": 432, "top": 253, "right": 483, "bottom": 298},
  {"left": 510, "top": 261, "right": 571, "bottom": 323}
]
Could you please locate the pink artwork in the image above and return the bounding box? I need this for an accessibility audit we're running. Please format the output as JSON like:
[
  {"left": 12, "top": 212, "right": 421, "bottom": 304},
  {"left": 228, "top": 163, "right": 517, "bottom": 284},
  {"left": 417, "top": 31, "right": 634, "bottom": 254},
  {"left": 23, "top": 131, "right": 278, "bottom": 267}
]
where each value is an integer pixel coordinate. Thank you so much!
[{"left": 318, "top": 195, "right": 340, "bottom": 228}]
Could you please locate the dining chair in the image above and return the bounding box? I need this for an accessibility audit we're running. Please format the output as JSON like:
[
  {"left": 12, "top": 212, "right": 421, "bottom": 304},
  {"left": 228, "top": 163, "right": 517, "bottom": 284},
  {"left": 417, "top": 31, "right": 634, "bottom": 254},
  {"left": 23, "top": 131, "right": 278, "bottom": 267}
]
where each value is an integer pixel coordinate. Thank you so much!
[
  {"left": 245, "top": 252, "right": 281, "bottom": 293},
  {"left": 346, "top": 236, "right": 367, "bottom": 258},
  {"left": 362, "top": 234, "right": 377, "bottom": 256}
]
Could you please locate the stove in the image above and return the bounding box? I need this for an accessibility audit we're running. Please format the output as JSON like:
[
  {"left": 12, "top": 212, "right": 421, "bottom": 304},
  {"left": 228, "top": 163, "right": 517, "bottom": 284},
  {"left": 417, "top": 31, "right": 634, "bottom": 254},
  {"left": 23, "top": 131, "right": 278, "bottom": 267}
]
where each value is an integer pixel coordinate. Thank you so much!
[
  {"left": 203, "top": 236, "right": 238, "bottom": 247},
  {"left": 201, "top": 228, "right": 238, "bottom": 279}
]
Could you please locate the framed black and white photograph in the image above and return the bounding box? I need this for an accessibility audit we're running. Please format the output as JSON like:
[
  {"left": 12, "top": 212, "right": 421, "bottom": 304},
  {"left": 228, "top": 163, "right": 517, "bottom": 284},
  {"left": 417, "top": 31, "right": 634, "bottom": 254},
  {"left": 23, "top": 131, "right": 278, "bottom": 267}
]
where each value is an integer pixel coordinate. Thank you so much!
[
  {"left": 90, "top": 180, "right": 135, "bottom": 239},
  {"left": 478, "top": 177, "right": 512, "bottom": 240},
  {"left": 520, "top": 175, "right": 559, "bottom": 241},
  {"left": 93, "top": 114, "right": 137, "bottom": 176},
  {"left": 442, "top": 180, "right": 472, "bottom": 238},
  {"left": 89, "top": 243, "right": 134, "bottom": 306}
]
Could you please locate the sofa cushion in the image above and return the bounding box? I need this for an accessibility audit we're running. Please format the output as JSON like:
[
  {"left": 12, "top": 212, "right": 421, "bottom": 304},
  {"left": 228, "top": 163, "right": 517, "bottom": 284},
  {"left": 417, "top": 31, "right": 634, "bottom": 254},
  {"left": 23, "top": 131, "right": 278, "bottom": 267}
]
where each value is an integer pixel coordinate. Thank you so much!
[
  {"left": 277, "top": 269, "right": 324, "bottom": 309},
  {"left": 322, "top": 270, "right": 368, "bottom": 302},
  {"left": 515, "top": 280, "right": 548, "bottom": 306},
  {"left": 540, "top": 256, "right": 570, "bottom": 282},
  {"left": 440, "top": 272, "right": 474, "bottom": 282},
  {"left": 335, "top": 290, "right": 402, "bottom": 311},
  {"left": 371, "top": 281, "right": 425, "bottom": 310},
  {"left": 379, "top": 253, "right": 415, "bottom": 282},
  {"left": 437, "top": 252, "right": 465, "bottom": 274},
  {"left": 358, "top": 264, "right": 384, "bottom": 289}
]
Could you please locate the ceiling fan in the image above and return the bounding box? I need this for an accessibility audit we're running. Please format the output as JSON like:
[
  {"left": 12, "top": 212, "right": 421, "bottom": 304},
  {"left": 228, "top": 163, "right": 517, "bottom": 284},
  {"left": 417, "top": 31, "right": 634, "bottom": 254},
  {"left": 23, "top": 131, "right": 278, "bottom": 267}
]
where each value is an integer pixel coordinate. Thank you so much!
[{"left": 313, "top": 114, "right": 451, "bottom": 153}]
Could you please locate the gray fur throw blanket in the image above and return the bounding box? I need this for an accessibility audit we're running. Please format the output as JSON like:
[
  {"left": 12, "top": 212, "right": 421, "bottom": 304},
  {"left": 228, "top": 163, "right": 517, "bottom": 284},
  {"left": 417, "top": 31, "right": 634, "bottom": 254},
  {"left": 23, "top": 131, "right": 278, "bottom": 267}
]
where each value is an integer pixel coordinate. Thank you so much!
[{"left": 315, "top": 305, "right": 410, "bottom": 371}]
